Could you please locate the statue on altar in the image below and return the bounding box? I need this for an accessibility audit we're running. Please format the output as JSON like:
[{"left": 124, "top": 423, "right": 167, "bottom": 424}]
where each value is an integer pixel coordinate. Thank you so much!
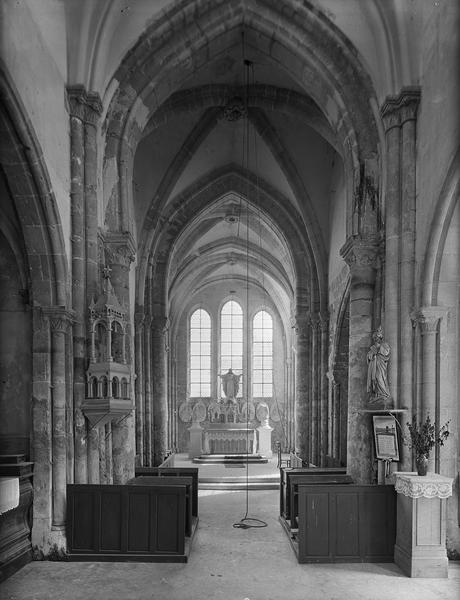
[
  {"left": 219, "top": 368, "right": 241, "bottom": 399},
  {"left": 367, "top": 325, "right": 392, "bottom": 408}
]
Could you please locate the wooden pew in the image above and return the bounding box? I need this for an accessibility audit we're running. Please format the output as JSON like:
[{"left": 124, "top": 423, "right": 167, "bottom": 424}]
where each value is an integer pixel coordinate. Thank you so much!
[
  {"left": 135, "top": 466, "right": 199, "bottom": 517},
  {"left": 127, "top": 476, "right": 194, "bottom": 537},
  {"left": 288, "top": 484, "right": 396, "bottom": 563},
  {"left": 287, "top": 473, "right": 353, "bottom": 529},
  {"left": 67, "top": 482, "right": 194, "bottom": 562},
  {"left": 280, "top": 467, "right": 347, "bottom": 521}
]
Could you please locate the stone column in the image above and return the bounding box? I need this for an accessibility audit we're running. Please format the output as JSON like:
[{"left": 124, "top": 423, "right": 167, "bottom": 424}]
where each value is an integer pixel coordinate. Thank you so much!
[
  {"left": 30, "top": 307, "right": 53, "bottom": 550},
  {"left": 42, "top": 308, "right": 74, "bottom": 530},
  {"left": 84, "top": 93, "right": 102, "bottom": 484},
  {"left": 340, "top": 236, "right": 379, "bottom": 483},
  {"left": 399, "top": 94, "right": 419, "bottom": 415},
  {"left": 105, "top": 232, "right": 136, "bottom": 483},
  {"left": 143, "top": 314, "right": 153, "bottom": 466},
  {"left": 67, "top": 87, "right": 87, "bottom": 484},
  {"left": 381, "top": 90, "right": 420, "bottom": 414},
  {"left": 381, "top": 103, "right": 401, "bottom": 402},
  {"left": 310, "top": 314, "right": 319, "bottom": 465},
  {"left": 151, "top": 315, "right": 169, "bottom": 465},
  {"left": 294, "top": 313, "right": 311, "bottom": 461},
  {"left": 134, "top": 311, "right": 145, "bottom": 466},
  {"left": 319, "top": 314, "right": 329, "bottom": 466},
  {"left": 413, "top": 307, "right": 446, "bottom": 473}
]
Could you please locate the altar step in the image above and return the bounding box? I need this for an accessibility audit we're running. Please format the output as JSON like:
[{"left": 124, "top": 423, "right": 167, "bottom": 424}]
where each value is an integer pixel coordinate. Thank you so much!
[
  {"left": 193, "top": 454, "right": 268, "bottom": 464},
  {"left": 199, "top": 475, "right": 279, "bottom": 490}
]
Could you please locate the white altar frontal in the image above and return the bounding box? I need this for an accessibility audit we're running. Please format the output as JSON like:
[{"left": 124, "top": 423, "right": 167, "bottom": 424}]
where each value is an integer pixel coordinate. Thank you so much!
[{"left": 203, "top": 423, "right": 257, "bottom": 455}]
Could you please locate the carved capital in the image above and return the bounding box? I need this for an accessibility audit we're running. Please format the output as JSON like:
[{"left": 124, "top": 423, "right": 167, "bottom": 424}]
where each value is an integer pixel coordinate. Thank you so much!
[
  {"left": 134, "top": 312, "right": 145, "bottom": 328},
  {"left": 104, "top": 231, "right": 136, "bottom": 268},
  {"left": 412, "top": 306, "right": 448, "bottom": 334},
  {"left": 67, "top": 85, "right": 102, "bottom": 124},
  {"left": 42, "top": 306, "right": 76, "bottom": 333},
  {"left": 381, "top": 87, "right": 420, "bottom": 131},
  {"left": 340, "top": 235, "right": 380, "bottom": 283}
]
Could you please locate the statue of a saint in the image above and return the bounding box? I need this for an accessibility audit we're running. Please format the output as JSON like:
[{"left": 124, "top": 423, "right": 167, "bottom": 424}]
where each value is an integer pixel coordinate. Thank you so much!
[
  {"left": 219, "top": 368, "right": 241, "bottom": 399},
  {"left": 367, "top": 326, "right": 392, "bottom": 407}
]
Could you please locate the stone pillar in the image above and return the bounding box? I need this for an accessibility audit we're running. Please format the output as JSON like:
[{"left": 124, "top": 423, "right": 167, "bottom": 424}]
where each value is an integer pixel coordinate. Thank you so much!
[
  {"left": 134, "top": 312, "right": 145, "bottom": 466},
  {"left": 294, "top": 313, "right": 311, "bottom": 461},
  {"left": 105, "top": 232, "right": 136, "bottom": 483},
  {"left": 84, "top": 93, "right": 102, "bottom": 484},
  {"left": 413, "top": 307, "right": 446, "bottom": 473},
  {"left": 143, "top": 314, "right": 153, "bottom": 466},
  {"left": 151, "top": 315, "right": 169, "bottom": 465},
  {"left": 381, "top": 104, "right": 401, "bottom": 402},
  {"left": 381, "top": 89, "right": 420, "bottom": 414},
  {"left": 310, "top": 314, "right": 319, "bottom": 465},
  {"left": 319, "top": 314, "right": 329, "bottom": 466},
  {"left": 67, "top": 87, "right": 87, "bottom": 484},
  {"left": 393, "top": 473, "right": 453, "bottom": 578},
  {"left": 42, "top": 308, "right": 74, "bottom": 535},
  {"left": 30, "top": 308, "right": 53, "bottom": 550},
  {"left": 340, "top": 236, "right": 379, "bottom": 483},
  {"left": 399, "top": 95, "right": 419, "bottom": 416}
]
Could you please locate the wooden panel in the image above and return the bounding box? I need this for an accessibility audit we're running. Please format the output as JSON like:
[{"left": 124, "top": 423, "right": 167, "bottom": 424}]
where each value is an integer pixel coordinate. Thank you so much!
[
  {"left": 335, "top": 492, "right": 359, "bottom": 557},
  {"left": 72, "top": 491, "right": 96, "bottom": 551},
  {"left": 100, "top": 489, "right": 122, "bottom": 552},
  {"left": 299, "top": 492, "right": 329, "bottom": 558},
  {"left": 295, "top": 484, "right": 396, "bottom": 563},
  {"left": 128, "top": 476, "right": 193, "bottom": 537},
  {"left": 280, "top": 467, "right": 348, "bottom": 519},
  {"left": 127, "top": 491, "right": 150, "bottom": 552},
  {"left": 156, "top": 492, "right": 185, "bottom": 555},
  {"left": 359, "top": 489, "right": 394, "bottom": 557},
  {"left": 67, "top": 483, "right": 189, "bottom": 562},
  {"left": 135, "top": 467, "right": 199, "bottom": 517}
]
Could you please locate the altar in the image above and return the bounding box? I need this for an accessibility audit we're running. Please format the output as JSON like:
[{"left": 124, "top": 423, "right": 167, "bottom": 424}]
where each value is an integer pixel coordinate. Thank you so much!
[{"left": 203, "top": 423, "right": 257, "bottom": 455}]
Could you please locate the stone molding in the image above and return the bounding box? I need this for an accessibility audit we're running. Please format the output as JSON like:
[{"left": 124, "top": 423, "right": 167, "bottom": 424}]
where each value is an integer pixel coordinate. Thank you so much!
[
  {"left": 381, "top": 87, "right": 421, "bottom": 132},
  {"left": 394, "top": 473, "right": 453, "bottom": 499},
  {"left": 67, "top": 85, "right": 102, "bottom": 125}
]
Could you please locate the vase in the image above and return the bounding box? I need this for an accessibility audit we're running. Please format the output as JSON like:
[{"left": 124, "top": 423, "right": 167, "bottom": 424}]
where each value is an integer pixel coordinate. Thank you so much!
[{"left": 415, "top": 454, "right": 429, "bottom": 476}]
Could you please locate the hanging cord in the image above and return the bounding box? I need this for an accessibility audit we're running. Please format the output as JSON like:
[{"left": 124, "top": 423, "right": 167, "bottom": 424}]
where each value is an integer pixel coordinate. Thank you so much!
[{"left": 233, "top": 45, "right": 267, "bottom": 530}]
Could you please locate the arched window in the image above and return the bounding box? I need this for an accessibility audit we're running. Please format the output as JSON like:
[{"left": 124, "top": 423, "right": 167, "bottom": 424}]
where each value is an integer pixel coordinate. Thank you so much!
[
  {"left": 190, "top": 308, "right": 211, "bottom": 397},
  {"left": 220, "top": 300, "right": 243, "bottom": 396},
  {"left": 112, "top": 376, "right": 119, "bottom": 398},
  {"left": 252, "top": 310, "right": 273, "bottom": 397}
]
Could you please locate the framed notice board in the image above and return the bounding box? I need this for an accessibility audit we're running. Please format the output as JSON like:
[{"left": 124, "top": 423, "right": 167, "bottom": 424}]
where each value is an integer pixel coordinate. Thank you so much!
[{"left": 372, "top": 415, "right": 400, "bottom": 461}]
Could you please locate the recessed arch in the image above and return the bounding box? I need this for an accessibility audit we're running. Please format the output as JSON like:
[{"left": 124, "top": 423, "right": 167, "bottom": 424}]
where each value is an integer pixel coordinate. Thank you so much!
[
  {"left": 102, "top": 0, "right": 380, "bottom": 239},
  {"left": 420, "top": 147, "right": 460, "bottom": 307}
]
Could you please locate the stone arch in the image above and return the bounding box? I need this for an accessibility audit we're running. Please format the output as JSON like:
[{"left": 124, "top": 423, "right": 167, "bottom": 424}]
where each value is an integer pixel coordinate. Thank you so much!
[
  {"left": 0, "top": 65, "right": 71, "bottom": 550},
  {"left": 420, "top": 148, "right": 460, "bottom": 307},
  {"left": 135, "top": 102, "right": 326, "bottom": 308},
  {"left": 139, "top": 167, "right": 314, "bottom": 317},
  {"left": 102, "top": 0, "right": 380, "bottom": 239},
  {"left": 331, "top": 280, "right": 350, "bottom": 467},
  {"left": 0, "top": 66, "right": 68, "bottom": 307}
]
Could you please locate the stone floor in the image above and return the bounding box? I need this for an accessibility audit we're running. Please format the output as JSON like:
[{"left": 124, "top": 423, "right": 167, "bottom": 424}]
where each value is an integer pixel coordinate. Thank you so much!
[{"left": 2, "top": 482, "right": 460, "bottom": 600}]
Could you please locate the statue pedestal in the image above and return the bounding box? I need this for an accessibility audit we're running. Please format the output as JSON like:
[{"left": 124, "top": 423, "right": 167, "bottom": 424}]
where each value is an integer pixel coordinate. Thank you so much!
[
  {"left": 188, "top": 422, "right": 203, "bottom": 459},
  {"left": 257, "top": 422, "right": 273, "bottom": 458},
  {"left": 393, "top": 472, "right": 453, "bottom": 578}
]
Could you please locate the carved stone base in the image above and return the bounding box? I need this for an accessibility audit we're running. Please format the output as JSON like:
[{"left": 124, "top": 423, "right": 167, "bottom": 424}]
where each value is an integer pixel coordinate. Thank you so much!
[{"left": 393, "top": 473, "right": 453, "bottom": 578}]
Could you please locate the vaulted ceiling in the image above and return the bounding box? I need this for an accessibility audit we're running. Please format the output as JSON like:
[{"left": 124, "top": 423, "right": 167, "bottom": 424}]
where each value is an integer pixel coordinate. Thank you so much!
[{"left": 62, "top": 0, "right": 421, "bottom": 321}]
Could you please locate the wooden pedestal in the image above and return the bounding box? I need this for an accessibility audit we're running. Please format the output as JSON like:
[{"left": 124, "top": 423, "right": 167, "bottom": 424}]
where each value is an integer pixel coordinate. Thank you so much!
[{"left": 393, "top": 472, "right": 453, "bottom": 578}]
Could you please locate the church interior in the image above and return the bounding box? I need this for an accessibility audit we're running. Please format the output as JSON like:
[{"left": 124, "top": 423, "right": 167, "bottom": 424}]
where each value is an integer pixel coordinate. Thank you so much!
[{"left": 0, "top": 0, "right": 459, "bottom": 596}]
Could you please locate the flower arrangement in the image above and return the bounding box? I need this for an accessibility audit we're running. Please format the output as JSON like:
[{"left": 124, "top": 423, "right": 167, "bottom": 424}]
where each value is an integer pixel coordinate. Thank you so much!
[{"left": 405, "top": 414, "right": 450, "bottom": 458}]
